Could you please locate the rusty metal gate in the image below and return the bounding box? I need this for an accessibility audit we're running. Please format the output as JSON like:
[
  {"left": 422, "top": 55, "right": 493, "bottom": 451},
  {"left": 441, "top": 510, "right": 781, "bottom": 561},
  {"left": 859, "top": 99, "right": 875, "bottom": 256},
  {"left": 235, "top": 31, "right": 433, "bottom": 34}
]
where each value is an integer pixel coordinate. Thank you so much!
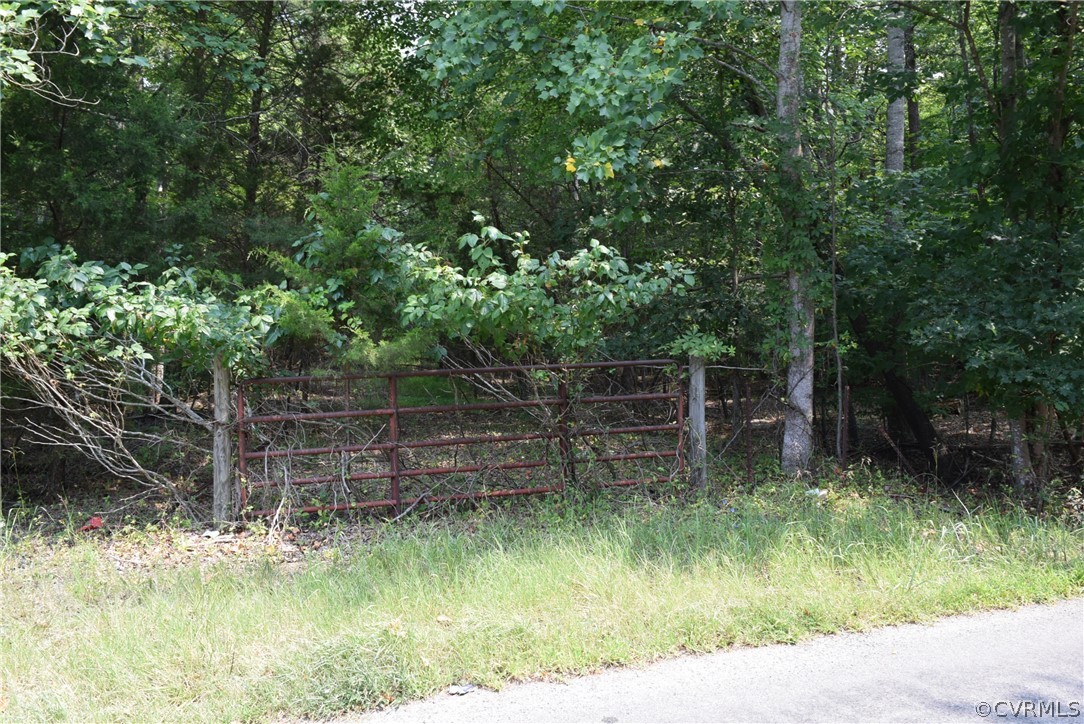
[{"left": 238, "top": 359, "right": 684, "bottom": 517}]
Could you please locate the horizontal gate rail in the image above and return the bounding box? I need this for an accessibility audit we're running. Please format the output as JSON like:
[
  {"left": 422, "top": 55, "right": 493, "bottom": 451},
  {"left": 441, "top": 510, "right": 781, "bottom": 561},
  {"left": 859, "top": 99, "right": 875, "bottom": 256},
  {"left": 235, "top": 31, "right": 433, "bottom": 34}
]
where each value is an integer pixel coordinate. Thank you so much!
[
  {"left": 247, "top": 459, "right": 551, "bottom": 489},
  {"left": 240, "top": 390, "right": 678, "bottom": 424},
  {"left": 238, "top": 359, "right": 684, "bottom": 518},
  {"left": 242, "top": 407, "right": 394, "bottom": 424},
  {"left": 243, "top": 358, "right": 676, "bottom": 385},
  {"left": 242, "top": 422, "right": 681, "bottom": 462}
]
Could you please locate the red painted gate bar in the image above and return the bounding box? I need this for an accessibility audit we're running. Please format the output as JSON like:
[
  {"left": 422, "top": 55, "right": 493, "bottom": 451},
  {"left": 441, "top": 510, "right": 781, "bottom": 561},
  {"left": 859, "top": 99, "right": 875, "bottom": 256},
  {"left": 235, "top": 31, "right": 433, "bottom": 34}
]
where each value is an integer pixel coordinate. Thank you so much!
[{"left": 237, "top": 359, "right": 685, "bottom": 518}]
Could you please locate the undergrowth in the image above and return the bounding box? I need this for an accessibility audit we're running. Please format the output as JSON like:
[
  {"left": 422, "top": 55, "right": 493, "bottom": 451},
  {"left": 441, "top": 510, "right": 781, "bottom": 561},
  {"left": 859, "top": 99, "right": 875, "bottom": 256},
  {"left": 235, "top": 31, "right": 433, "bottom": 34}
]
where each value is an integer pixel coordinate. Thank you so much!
[{"left": 1, "top": 476, "right": 1081, "bottom": 722}]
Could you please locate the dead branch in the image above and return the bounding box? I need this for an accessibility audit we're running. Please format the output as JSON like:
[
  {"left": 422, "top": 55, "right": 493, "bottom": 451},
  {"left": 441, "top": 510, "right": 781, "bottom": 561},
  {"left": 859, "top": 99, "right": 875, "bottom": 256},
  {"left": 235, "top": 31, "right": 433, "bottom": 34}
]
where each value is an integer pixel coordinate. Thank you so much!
[{"left": 3, "top": 343, "right": 212, "bottom": 517}]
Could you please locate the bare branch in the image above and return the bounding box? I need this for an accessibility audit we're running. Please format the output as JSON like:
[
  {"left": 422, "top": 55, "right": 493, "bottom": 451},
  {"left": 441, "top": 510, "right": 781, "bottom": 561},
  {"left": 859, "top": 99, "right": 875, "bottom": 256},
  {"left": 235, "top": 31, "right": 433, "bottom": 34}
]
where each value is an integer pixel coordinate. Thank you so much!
[
  {"left": 2, "top": 342, "right": 213, "bottom": 517},
  {"left": 901, "top": 1, "right": 997, "bottom": 118},
  {"left": 709, "top": 54, "right": 771, "bottom": 94},
  {"left": 898, "top": 1, "right": 962, "bottom": 30}
]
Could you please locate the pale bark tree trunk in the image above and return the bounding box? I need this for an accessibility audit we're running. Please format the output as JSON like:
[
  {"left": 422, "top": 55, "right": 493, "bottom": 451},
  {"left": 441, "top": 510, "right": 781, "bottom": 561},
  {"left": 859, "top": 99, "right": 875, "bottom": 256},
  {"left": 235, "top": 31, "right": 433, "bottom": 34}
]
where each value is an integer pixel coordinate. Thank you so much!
[
  {"left": 869, "top": 5, "right": 955, "bottom": 479},
  {"left": 886, "top": 4, "right": 906, "bottom": 173},
  {"left": 777, "top": 1, "right": 814, "bottom": 476}
]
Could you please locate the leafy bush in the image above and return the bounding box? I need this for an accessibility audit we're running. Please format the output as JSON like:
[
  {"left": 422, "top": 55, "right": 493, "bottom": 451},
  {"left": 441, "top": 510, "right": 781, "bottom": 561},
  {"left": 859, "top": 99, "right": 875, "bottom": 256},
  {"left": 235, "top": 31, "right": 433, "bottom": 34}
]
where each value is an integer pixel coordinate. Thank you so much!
[
  {"left": 396, "top": 215, "right": 692, "bottom": 361},
  {"left": 3, "top": 244, "right": 272, "bottom": 373}
]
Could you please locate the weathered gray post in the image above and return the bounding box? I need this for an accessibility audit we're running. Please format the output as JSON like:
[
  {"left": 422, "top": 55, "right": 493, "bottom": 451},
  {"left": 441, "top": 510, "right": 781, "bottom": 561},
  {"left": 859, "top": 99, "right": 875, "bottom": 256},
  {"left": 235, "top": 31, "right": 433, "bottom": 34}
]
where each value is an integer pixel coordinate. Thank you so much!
[
  {"left": 212, "top": 354, "right": 234, "bottom": 524},
  {"left": 689, "top": 355, "right": 707, "bottom": 490}
]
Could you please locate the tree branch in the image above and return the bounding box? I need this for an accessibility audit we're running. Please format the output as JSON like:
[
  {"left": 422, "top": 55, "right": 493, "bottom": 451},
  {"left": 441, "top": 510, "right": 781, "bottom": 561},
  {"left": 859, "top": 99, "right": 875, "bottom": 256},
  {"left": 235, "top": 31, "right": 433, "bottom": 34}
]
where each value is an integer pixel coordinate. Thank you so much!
[
  {"left": 902, "top": 0, "right": 997, "bottom": 118},
  {"left": 709, "top": 54, "right": 771, "bottom": 94},
  {"left": 483, "top": 158, "right": 554, "bottom": 228}
]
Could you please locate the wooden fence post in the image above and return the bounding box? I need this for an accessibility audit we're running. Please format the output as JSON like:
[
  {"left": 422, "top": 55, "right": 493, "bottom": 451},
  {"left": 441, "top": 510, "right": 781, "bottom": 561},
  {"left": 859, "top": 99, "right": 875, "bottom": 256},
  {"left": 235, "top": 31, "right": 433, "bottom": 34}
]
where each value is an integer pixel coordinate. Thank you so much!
[
  {"left": 388, "top": 374, "right": 401, "bottom": 515},
  {"left": 689, "top": 355, "right": 707, "bottom": 490},
  {"left": 212, "top": 354, "right": 234, "bottom": 524},
  {"left": 557, "top": 377, "right": 577, "bottom": 489}
]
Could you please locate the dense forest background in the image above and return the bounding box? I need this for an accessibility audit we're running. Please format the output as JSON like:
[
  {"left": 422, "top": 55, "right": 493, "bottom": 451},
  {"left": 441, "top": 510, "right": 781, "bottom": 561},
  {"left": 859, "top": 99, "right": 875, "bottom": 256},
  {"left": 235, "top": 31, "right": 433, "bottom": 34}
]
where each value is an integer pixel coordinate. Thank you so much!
[{"left": 1, "top": 0, "right": 1081, "bottom": 509}]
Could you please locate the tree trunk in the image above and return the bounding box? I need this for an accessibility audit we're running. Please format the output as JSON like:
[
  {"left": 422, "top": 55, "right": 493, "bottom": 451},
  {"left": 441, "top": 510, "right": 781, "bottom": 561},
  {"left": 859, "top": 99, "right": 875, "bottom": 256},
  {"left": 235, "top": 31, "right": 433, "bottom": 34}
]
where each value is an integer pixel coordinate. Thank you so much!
[
  {"left": 883, "top": 370, "right": 939, "bottom": 471},
  {"left": 243, "top": 2, "right": 277, "bottom": 216},
  {"left": 1045, "top": 2, "right": 1077, "bottom": 216},
  {"left": 1057, "top": 411, "right": 1082, "bottom": 471},
  {"left": 874, "top": 4, "right": 947, "bottom": 478},
  {"left": 1008, "top": 415, "right": 1035, "bottom": 500},
  {"left": 957, "top": 5, "right": 979, "bottom": 152},
  {"left": 997, "top": 2, "right": 1017, "bottom": 149},
  {"left": 996, "top": 1, "right": 1033, "bottom": 499},
  {"left": 904, "top": 19, "right": 920, "bottom": 169},
  {"left": 1031, "top": 401, "right": 1053, "bottom": 485},
  {"left": 777, "top": 1, "right": 814, "bottom": 477},
  {"left": 850, "top": 312, "right": 944, "bottom": 477},
  {"left": 886, "top": 4, "right": 906, "bottom": 174}
]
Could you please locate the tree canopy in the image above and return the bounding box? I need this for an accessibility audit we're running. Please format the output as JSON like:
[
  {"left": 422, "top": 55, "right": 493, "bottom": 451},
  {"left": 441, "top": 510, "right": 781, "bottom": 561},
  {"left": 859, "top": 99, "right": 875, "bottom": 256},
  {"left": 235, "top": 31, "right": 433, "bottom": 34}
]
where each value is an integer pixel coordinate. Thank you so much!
[{"left": 2, "top": 0, "right": 1081, "bottom": 497}]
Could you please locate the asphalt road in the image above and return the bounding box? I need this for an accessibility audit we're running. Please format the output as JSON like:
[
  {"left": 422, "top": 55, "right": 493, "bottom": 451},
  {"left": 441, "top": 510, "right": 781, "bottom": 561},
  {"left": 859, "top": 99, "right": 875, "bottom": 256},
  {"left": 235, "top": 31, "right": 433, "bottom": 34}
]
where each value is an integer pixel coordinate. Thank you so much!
[{"left": 355, "top": 599, "right": 1084, "bottom": 723}]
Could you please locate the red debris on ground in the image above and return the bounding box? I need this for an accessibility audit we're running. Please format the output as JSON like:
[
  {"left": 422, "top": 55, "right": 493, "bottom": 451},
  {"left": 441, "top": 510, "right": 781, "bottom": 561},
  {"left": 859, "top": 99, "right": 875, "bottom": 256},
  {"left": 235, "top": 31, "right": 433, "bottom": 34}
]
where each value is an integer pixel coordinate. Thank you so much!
[{"left": 78, "top": 516, "right": 104, "bottom": 532}]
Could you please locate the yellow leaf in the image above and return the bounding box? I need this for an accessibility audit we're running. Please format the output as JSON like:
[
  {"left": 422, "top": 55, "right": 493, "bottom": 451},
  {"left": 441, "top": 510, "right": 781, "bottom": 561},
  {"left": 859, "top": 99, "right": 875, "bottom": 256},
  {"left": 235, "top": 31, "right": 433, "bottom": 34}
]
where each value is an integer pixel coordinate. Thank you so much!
[
  {"left": 603, "top": 162, "right": 615, "bottom": 179},
  {"left": 564, "top": 156, "right": 577, "bottom": 173},
  {"left": 634, "top": 18, "right": 645, "bottom": 26}
]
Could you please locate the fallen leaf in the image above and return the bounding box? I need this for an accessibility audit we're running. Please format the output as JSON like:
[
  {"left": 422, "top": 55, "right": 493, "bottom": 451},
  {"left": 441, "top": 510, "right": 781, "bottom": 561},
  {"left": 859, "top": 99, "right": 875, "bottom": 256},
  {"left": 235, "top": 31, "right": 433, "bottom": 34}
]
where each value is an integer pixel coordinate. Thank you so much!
[{"left": 78, "top": 516, "right": 104, "bottom": 532}]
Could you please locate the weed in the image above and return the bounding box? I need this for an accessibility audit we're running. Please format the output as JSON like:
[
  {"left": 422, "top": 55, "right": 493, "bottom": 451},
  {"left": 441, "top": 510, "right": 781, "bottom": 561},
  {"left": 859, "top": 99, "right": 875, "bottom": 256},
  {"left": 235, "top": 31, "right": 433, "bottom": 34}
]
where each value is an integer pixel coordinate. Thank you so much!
[{"left": 0, "top": 482, "right": 1080, "bottom": 721}]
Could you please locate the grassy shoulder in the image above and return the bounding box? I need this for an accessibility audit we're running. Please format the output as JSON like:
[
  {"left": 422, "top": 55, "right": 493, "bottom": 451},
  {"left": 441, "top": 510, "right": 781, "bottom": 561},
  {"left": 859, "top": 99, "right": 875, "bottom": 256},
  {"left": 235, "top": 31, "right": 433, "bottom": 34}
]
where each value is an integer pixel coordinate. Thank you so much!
[{"left": 2, "top": 476, "right": 1082, "bottom": 722}]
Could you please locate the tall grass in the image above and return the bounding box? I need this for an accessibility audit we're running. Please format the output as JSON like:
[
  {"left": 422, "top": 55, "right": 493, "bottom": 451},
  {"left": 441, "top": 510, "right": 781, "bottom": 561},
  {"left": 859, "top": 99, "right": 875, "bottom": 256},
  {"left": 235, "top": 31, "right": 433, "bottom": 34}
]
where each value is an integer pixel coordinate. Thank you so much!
[{"left": 1, "top": 486, "right": 1081, "bottom": 721}]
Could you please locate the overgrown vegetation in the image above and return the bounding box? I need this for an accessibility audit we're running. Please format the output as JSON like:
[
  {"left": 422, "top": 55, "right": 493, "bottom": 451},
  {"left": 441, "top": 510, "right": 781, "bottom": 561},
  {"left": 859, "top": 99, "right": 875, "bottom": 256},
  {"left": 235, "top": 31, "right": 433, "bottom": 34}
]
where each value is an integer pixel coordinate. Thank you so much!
[
  {"left": 3, "top": 1, "right": 1081, "bottom": 510},
  {"left": 1, "top": 478, "right": 1081, "bottom": 721},
  {"left": 2, "top": 4, "right": 1080, "bottom": 718}
]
